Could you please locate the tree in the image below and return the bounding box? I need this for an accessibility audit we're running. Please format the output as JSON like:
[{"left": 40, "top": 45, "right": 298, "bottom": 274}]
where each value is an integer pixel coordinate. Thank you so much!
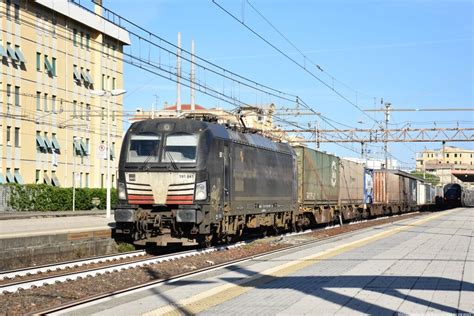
[{"left": 410, "top": 171, "right": 440, "bottom": 186}]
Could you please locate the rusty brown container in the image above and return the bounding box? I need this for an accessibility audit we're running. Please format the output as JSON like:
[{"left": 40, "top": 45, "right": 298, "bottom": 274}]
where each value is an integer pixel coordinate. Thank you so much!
[
  {"left": 338, "top": 158, "right": 365, "bottom": 205},
  {"left": 373, "top": 170, "right": 402, "bottom": 204},
  {"left": 294, "top": 146, "right": 340, "bottom": 205}
]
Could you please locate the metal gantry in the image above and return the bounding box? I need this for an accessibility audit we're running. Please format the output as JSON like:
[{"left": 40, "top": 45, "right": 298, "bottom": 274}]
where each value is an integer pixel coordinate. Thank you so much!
[{"left": 279, "top": 127, "right": 474, "bottom": 143}]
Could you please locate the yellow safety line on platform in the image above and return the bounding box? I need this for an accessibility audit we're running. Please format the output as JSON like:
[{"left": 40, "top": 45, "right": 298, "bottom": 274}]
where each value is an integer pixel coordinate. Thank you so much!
[{"left": 143, "top": 209, "right": 457, "bottom": 316}]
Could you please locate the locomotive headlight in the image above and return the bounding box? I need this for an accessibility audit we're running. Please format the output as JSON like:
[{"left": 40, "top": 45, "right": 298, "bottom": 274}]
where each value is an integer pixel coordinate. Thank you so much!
[
  {"left": 118, "top": 182, "right": 127, "bottom": 200},
  {"left": 195, "top": 181, "right": 207, "bottom": 201}
]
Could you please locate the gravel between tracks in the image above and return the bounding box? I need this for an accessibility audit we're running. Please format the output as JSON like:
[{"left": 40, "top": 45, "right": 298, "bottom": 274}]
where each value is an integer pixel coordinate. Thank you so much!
[{"left": 0, "top": 212, "right": 423, "bottom": 315}]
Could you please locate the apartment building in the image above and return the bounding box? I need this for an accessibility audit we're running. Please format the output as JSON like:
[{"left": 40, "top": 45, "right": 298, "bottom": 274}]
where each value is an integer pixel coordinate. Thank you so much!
[
  {"left": 415, "top": 146, "right": 474, "bottom": 185},
  {"left": 0, "top": 0, "right": 130, "bottom": 188}
]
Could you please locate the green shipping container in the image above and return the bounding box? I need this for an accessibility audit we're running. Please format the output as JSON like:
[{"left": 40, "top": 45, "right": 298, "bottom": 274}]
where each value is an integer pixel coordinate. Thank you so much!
[{"left": 294, "top": 146, "right": 340, "bottom": 205}]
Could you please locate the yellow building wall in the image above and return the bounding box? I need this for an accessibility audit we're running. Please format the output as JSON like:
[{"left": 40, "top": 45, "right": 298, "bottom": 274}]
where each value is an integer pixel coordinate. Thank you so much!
[{"left": 0, "top": 0, "right": 127, "bottom": 188}]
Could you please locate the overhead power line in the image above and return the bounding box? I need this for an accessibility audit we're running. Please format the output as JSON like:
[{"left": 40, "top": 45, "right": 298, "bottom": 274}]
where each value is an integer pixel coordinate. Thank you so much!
[{"left": 212, "top": 0, "right": 381, "bottom": 125}]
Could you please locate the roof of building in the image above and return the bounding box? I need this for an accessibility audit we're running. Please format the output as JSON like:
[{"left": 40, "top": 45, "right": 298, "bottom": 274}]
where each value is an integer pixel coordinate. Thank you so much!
[
  {"left": 164, "top": 104, "right": 206, "bottom": 111},
  {"left": 35, "top": 0, "right": 130, "bottom": 45}
]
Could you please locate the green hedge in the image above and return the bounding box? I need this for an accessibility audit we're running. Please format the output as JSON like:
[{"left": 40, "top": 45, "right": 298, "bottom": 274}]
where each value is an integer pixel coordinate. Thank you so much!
[{"left": 5, "top": 184, "right": 117, "bottom": 212}]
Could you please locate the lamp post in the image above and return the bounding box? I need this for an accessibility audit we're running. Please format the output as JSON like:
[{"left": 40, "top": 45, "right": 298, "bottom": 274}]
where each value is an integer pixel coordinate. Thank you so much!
[
  {"left": 72, "top": 136, "right": 79, "bottom": 212},
  {"left": 91, "top": 89, "right": 126, "bottom": 218}
]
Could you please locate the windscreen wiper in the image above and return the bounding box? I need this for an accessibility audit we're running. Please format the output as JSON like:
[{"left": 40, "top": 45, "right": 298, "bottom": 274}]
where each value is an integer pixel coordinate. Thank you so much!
[
  {"left": 141, "top": 143, "right": 160, "bottom": 171},
  {"left": 167, "top": 151, "right": 179, "bottom": 171}
]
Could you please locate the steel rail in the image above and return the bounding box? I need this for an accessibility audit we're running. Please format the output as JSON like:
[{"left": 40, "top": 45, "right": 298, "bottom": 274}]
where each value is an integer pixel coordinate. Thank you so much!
[{"left": 34, "top": 212, "right": 423, "bottom": 315}]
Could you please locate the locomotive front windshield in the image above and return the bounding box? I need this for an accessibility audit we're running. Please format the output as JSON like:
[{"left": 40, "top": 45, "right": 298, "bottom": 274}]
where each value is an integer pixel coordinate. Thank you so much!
[
  {"left": 127, "top": 133, "right": 161, "bottom": 163},
  {"left": 162, "top": 133, "right": 198, "bottom": 163}
]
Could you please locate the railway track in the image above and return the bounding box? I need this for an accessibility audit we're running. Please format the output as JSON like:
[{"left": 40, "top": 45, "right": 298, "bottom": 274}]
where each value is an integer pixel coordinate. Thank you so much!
[
  {"left": 0, "top": 243, "right": 247, "bottom": 293},
  {"left": 37, "top": 213, "right": 422, "bottom": 314},
  {"left": 0, "top": 250, "right": 147, "bottom": 281},
  {"left": 1, "top": 211, "right": 424, "bottom": 315}
]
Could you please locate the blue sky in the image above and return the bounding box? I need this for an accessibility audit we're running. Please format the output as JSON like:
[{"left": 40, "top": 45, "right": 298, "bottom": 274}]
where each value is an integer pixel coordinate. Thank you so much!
[{"left": 96, "top": 0, "right": 473, "bottom": 168}]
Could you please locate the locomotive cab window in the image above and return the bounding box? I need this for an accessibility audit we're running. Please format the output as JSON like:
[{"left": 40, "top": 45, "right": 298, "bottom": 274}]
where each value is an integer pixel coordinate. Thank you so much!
[
  {"left": 162, "top": 133, "right": 198, "bottom": 163},
  {"left": 127, "top": 134, "right": 161, "bottom": 163}
]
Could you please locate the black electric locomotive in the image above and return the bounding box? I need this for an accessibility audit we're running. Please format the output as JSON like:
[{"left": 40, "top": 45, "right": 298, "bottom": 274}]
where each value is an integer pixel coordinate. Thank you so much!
[
  {"left": 114, "top": 118, "right": 297, "bottom": 246},
  {"left": 443, "top": 183, "right": 462, "bottom": 208}
]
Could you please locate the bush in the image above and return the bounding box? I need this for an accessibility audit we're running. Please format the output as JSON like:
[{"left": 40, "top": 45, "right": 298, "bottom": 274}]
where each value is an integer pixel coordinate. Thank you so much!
[{"left": 5, "top": 184, "right": 117, "bottom": 212}]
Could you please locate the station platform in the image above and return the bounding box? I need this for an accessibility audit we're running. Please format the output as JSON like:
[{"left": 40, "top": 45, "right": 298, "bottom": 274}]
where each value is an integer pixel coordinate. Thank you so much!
[
  {"left": 70, "top": 207, "right": 473, "bottom": 315},
  {"left": 0, "top": 211, "right": 116, "bottom": 270}
]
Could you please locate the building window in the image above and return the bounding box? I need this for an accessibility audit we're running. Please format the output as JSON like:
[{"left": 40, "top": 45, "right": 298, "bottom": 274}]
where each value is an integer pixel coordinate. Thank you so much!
[
  {"left": 6, "top": 84, "right": 11, "bottom": 105},
  {"left": 80, "top": 31, "right": 84, "bottom": 48},
  {"left": 36, "top": 91, "right": 41, "bottom": 110},
  {"left": 36, "top": 130, "right": 46, "bottom": 153},
  {"left": 112, "top": 77, "right": 116, "bottom": 90},
  {"left": 51, "top": 15, "right": 57, "bottom": 37},
  {"left": 14, "top": 127, "right": 20, "bottom": 147},
  {"left": 6, "top": 126, "right": 11, "bottom": 146},
  {"left": 459, "top": 154, "right": 462, "bottom": 158},
  {"left": 44, "top": 93, "right": 48, "bottom": 112},
  {"left": 101, "top": 107, "right": 105, "bottom": 121},
  {"left": 36, "top": 170, "right": 41, "bottom": 184},
  {"left": 52, "top": 57, "right": 56, "bottom": 76},
  {"left": 51, "top": 171, "right": 60, "bottom": 187},
  {"left": 101, "top": 174, "right": 104, "bottom": 188},
  {"left": 51, "top": 133, "right": 61, "bottom": 153},
  {"left": 73, "top": 29, "right": 77, "bottom": 46},
  {"left": 6, "top": 0, "right": 11, "bottom": 20},
  {"left": 454, "top": 153, "right": 458, "bottom": 158},
  {"left": 111, "top": 142, "right": 116, "bottom": 160},
  {"left": 446, "top": 153, "right": 449, "bottom": 158},
  {"left": 14, "top": 86, "right": 20, "bottom": 106},
  {"left": 44, "top": 55, "right": 54, "bottom": 75},
  {"left": 14, "top": 3, "right": 19, "bottom": 21},
  {"left": 14, "top": 169, "right": 24, "bottom": 184},
  {"left": 86, "top": 104, "right": 91, "bottom": 121},
  {"left": 85, "top": 138, "right": 90, "bottom": 155},
  {"left": 86, "top": 33, "right": 90, "bottom": 50},
  {"left": 36, "top": 52, "right": 41, "bottom": 71},
  {"left": 112, "top": 110, "right": 115, "bottom": 122},
  {"left": 101, "top": 74, "right": 105, "bottom": 90},
  {"left": 85, "top": 173, "right": 90, "bottom": 188},
  {"left": 73, "top": 101, "right": 77, "bottom": 118},
  {"left": 52, "top": 95, "right": 56, "bottom": 113},
  {"left": 79, "top": 102, "right": 83, "bottom": 120},
  {"left": 112, "top": 174, "right": 115, "bottom": 188}
]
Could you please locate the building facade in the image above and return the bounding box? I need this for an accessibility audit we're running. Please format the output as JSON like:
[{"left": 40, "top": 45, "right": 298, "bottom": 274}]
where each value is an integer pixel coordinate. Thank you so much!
[
  {"left": 0, "top": 0, "right": 129, "bottom": 188},
  {"left": 415, "top": 146, "right": 474, "bottom": 185}
]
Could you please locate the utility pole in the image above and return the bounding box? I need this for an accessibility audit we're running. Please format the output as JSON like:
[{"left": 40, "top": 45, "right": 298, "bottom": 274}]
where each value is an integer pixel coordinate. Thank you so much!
[
  {"left": 384, "top": 102, "right": 391, "bottom": 205},
  {"left": 384, "top": 102, "right": 391, "bottom": 170},
  {"left": 152, "top": 94, "right": 159, "bottom": 119},
  {"left": 316, "top": 120, "right": 320, "bottom": 150},
  {"left": 176, "top": 32, "right": 182, "bottom": 114},
  {"left": 190, "top": 39, "right": 196, "bottom": 112}
]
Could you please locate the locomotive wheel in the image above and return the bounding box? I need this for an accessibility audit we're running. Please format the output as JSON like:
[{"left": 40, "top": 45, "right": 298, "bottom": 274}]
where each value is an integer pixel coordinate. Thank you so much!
[{"left": 197, "top": 235, "right": 212, "bottom": 248}]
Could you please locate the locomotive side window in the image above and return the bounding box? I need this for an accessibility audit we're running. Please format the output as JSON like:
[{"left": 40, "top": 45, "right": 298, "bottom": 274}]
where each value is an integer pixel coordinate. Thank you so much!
[
  {"left": 162, "top": 133, "right": 197, "bottom": 163},
  {"left": 127, "top": 134, "right": 161, "bottom": 163}
]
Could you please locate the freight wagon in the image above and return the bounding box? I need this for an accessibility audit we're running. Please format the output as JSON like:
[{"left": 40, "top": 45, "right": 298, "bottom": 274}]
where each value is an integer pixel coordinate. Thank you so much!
[
  {"left": 338, "top": 158, "right": 366, "bottom": 220},
  {"left": 293, "top": 146, "right": 340, "bottom": 225},
  {"left": 369, "top": 169, "right": 418, "bottom": 215}
]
